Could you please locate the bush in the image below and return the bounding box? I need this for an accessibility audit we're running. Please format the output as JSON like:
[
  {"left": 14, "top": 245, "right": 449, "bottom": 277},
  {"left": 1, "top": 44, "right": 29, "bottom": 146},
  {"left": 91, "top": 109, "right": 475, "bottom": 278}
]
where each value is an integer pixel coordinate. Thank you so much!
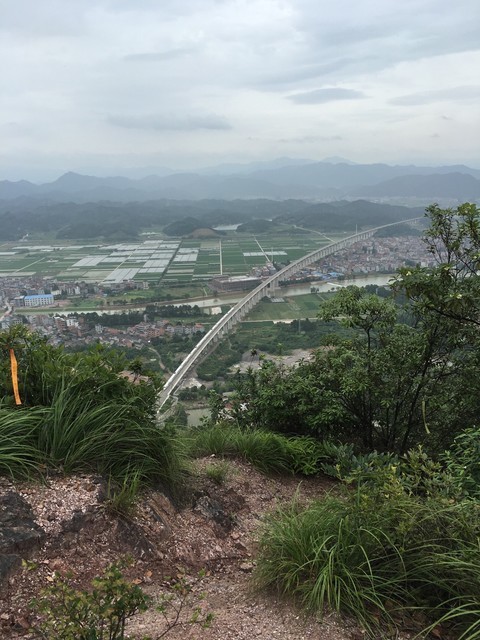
[
  {"left": 317, "top": 441, "right": 397, "bottom": 480},
  {"left": 441, "top": 426, "right": 480, "bottom": 498},
  {"left": 32, "top": 560, "right": 214, "bottom": 639}
]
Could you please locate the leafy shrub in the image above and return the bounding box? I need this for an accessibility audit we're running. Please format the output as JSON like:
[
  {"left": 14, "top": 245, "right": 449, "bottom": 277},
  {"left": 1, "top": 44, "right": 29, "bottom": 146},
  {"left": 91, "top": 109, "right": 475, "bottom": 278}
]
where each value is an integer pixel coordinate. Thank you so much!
[
  {"left": 317, "top": 440, "right": 397, "bottom": 480},
  {"left": 32, "top": 560, "right": 214, "bottom": 640},
  {"left": 441, "top": 426, "right": 480, "bottom": 498},
  {"left": 33, "top": 559, "right": 150, "bottom": 640}
]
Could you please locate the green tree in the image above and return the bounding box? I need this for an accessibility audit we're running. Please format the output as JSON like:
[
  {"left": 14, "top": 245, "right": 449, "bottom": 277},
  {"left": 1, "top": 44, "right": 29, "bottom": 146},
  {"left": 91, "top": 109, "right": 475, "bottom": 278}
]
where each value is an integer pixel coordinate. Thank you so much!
[
  {"left": 396, "top": 202, "right": 480, "bottom": 330},
  {"left": 230, "top": 277, "right": 480, "bottom": 453},
  {"left": 231, "top": 360, "right": 327, "bottom": 437}
]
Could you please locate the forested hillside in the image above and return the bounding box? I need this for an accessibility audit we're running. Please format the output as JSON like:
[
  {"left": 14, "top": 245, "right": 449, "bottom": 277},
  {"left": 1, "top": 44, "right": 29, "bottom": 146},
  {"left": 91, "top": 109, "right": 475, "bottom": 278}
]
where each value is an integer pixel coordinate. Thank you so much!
[
  {"left": 208, "top": 203, "right": 480, "bottom": 638},
  {"left": 0, "top": 197, "right": 421, "bottom": 240}
]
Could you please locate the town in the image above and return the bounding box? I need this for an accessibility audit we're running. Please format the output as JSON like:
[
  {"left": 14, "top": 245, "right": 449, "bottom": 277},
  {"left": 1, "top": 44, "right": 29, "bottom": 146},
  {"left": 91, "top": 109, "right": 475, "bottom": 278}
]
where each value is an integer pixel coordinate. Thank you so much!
[{"left": 0, "top": 235, "right": 433, "bottom": 352}]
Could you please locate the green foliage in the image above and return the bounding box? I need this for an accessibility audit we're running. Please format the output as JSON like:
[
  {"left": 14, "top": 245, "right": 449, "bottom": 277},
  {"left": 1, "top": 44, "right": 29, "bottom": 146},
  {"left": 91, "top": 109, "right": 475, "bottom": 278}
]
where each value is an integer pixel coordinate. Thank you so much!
[
  {"left": 231, "top": 276, "right": 480, "bottom": 453},
  {"left": 255, "top": 453, "right": 480, "bottom": 637},
  {"left": 0, "top": 326, "right": 160, "bottom": 410},
  {"left": 105, "top": 471, "right": 143, "bottom": 518},
  {"left": 32, "top": 561, "right": 214, "bottom": 640},
  {"left": 34, "top": 380, "right": 185, "bottom": 490},
  {"left": 196, "top": 339, "right": 242, "bottom": 381},
  {"left": 314, "top": 286, "right": 468, "bottom": 452},
  {"left": 396, "top": 202, "right": 480, "bottom": 329},
  {"left": 190, "top": 423, "right": 326, "bottom": 476},
  {"left": 0, "top": 327, "right": 186, "bottom": 495},
  {"left": 152, "top": 570, "right": 214, "bottom": 638},
  {"left": 223, "top": 205, "right": 480, "bottom": 456},
  {"left": 319, "top": 441, "right": 397, "bottom": 481},
  {"left": 230, "top": 360, "right": 327, "bottom": 437},
  {"left": 33, "top": 560, "right": 150, "bottom": 640},
  {"left": 204, "top": 460, "right": 231, "bottom": 485},
  {"left": 163, "top": 403, "right": 189, "bottom": 429},
  {"left": 441, "top": 426, "right": 480, "bottom": 499},
  {"left": 318, "top": 285, "right": 398, "bottom": 336},
  {"left": 234, "top": 318, "right": 348, "bottom": 354},
  {"left": 0, "top": 403, "right": 42, "bottom": 478}
]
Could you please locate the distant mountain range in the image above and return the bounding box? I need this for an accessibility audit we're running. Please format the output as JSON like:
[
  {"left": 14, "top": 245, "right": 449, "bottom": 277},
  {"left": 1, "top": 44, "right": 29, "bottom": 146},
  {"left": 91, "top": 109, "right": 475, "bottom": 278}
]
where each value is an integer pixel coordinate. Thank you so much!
[
  {"left": 1, "top": 160, "right": 479, "bottom": 203},
  {"left": 352, "top": 172, "right": 480, "bottom": 200}
]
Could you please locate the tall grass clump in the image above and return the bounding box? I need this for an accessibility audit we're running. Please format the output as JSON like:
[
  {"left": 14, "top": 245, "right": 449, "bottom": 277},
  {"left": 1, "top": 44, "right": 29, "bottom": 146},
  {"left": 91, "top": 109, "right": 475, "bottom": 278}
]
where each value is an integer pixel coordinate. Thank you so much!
[
  {"left": 189, "top": 423, "right": 325, "bottom": 475},
  {"left": 0, "top": 387, "right": 186, "bottom": 493},
  {"left": 33, "top": 381, "right": 187, "bottom": 492},
  {"left": 0, "top": 403, "right": 44, "bottom": 479},
  {"left": 0, "top": 329, "right": 188, "bottom": 503},
  {"left": 255, "top": 454, "right": 480, "bottom": 638}
]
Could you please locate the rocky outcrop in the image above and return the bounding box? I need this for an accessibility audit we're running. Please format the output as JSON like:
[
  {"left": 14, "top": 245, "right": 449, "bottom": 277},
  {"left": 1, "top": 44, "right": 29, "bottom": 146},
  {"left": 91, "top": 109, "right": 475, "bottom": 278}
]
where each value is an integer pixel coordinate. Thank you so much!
[{"left": 0, "top": 492, "right": 46, "bottom": 582}]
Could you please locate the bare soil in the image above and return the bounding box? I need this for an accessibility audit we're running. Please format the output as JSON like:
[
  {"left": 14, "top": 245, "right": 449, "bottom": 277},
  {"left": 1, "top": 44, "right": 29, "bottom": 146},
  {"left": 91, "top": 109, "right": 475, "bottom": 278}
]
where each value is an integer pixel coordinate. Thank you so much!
[{"left": 0, "top": 460, "right": 401, "bottom": 640}]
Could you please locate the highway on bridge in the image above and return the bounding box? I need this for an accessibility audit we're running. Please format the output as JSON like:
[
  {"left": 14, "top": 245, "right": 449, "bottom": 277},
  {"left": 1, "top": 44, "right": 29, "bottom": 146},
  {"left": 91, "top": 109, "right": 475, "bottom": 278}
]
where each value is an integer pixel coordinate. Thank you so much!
[{"left": 157, "top": 218, "right": 421, "bottom": 408}]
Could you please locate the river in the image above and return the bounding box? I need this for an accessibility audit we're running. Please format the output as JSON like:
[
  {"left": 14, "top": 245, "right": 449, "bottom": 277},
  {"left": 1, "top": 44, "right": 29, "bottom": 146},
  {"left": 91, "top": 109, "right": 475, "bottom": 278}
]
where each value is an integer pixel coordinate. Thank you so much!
[{"left": 175, "top": 274, "right": 394, "bottom": 309}]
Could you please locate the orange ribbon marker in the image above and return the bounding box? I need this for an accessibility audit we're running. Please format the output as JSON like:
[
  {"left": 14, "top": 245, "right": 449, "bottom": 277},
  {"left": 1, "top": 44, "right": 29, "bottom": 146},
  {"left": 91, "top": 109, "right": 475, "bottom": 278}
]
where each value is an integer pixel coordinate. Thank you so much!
[{"left": 9, "top": 348, "right": 22, "bottom": 405}]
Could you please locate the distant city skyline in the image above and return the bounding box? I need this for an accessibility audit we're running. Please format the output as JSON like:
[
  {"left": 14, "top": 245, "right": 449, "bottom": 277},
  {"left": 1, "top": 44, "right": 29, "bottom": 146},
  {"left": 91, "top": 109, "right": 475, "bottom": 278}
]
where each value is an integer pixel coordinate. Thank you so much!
[{"left": 2, "top": 0, "right": 480, "bottom": 181}]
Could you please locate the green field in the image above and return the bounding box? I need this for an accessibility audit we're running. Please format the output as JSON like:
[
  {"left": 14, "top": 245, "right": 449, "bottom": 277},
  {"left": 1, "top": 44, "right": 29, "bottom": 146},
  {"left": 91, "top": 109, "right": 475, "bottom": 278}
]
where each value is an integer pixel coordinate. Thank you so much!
[
  {"left": 246, "top": 293, "right": 333, "bottom": 321},
  {"left": 0, "top": 231, "right": 350, "bottom": 286}
]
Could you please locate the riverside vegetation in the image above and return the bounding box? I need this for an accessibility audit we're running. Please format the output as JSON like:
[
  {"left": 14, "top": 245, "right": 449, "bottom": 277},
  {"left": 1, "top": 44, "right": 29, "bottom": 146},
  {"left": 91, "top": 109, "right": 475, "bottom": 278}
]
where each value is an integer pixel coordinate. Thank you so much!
[{"left": 1, "top": 203, "right": 480, "bottom": 638}]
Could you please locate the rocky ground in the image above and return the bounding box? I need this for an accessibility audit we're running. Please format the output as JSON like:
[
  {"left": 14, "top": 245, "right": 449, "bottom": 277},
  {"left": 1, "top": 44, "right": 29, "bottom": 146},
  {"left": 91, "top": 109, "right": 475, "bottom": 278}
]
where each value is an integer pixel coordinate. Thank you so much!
[{"left": 0, "top": 459, "right": 411, "bottom": 640}]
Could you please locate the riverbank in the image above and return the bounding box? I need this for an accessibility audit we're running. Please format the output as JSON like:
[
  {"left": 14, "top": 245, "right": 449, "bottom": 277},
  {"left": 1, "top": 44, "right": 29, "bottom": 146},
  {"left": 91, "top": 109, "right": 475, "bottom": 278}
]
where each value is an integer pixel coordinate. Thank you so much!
[{"left": 13, "top": 274, "right": 394, "bottom": 317}]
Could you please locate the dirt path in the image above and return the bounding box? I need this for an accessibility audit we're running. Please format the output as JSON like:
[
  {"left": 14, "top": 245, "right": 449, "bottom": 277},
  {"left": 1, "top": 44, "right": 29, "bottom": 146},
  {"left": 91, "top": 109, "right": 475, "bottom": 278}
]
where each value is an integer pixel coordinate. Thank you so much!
[{"left": 0, "top": 461, "right": 365, "bottom": 639}]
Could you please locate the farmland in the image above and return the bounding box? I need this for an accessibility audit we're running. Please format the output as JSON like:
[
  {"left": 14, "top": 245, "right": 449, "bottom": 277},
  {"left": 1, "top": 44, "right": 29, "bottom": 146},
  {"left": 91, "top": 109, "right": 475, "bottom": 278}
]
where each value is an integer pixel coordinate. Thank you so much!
[{"left": 0, "top": 231, "right": 348, "bottom": 286}]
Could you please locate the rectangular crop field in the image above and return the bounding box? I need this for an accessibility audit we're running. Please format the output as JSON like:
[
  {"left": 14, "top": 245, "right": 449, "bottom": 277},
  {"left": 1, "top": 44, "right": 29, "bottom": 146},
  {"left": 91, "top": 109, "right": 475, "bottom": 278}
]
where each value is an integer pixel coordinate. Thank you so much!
[{"left": 0, "top": 232, "right": 341, "bottom": 287}]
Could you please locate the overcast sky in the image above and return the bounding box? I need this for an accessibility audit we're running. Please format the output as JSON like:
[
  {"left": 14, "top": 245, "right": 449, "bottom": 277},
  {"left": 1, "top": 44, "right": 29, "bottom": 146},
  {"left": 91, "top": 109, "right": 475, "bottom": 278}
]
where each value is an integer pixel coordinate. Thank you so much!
[{"left": 2, "top": 0, "right": 480, "bottom": 181}]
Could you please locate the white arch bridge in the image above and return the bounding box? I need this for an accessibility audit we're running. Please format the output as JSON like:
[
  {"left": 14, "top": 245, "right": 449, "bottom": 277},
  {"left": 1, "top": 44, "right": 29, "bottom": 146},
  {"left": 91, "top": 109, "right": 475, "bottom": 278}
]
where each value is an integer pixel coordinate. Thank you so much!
[{"left": 157, "top": 217, "right": 421, "bottom": 408}]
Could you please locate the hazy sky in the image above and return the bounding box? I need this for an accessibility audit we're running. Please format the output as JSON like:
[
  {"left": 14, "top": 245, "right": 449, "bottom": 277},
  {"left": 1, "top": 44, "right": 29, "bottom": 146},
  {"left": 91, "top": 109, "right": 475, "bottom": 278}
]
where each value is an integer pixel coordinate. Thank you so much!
[{"left": 2, "top": 0, "right": 480, "bottom": 180}]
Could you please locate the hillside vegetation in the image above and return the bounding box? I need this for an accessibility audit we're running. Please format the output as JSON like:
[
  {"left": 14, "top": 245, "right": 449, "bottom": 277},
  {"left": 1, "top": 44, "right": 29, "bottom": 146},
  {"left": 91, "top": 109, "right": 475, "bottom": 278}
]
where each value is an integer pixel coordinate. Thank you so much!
[
  {"left": 0, "top": 197, "right": 420, "bottom": 240},
  {"left": 0, "top": 330, "right": 185, "bottom": 495}
]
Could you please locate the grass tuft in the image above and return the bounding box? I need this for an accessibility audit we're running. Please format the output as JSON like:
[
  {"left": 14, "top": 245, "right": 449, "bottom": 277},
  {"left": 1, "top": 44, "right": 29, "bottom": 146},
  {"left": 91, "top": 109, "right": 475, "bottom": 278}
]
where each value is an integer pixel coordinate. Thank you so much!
[
  {"left": 204, "top": 460, "right": 231, "bottom": 485},
  {"left": 255, "top": 469, "right": 480, "bottom": 637},
  {"left": 0, "top": 404, "right": 43, "bottom": 479},
  {"left": 189, "top": 423, "right": 326, "bottom": 476}
]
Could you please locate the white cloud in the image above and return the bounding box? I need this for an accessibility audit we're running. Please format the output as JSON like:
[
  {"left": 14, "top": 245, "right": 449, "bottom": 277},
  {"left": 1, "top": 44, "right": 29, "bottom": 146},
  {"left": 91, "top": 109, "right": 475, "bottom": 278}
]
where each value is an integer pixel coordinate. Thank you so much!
[{"left": 391, "top": 85, "right": 480, "bottom": 106}]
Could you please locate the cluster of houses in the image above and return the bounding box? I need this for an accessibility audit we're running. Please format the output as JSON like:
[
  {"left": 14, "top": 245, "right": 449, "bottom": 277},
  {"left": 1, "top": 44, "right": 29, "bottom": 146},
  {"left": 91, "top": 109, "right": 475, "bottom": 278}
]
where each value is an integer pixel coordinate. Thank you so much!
[
  {"left": 324, "top": 236, "right": 435, "bottom": 275},
  {"left": 0, "top": 311, "right": 206, "bottom": 351},
  {"left": 0, "top": 275, "right": 149, "bottom": 311}
]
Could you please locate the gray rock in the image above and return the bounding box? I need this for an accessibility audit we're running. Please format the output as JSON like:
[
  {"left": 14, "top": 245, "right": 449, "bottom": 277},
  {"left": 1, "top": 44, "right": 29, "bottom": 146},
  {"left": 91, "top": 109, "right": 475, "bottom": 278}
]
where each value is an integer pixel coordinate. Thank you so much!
[{"left": 0, "top": 492, "right": 46, "bottom": 582}]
